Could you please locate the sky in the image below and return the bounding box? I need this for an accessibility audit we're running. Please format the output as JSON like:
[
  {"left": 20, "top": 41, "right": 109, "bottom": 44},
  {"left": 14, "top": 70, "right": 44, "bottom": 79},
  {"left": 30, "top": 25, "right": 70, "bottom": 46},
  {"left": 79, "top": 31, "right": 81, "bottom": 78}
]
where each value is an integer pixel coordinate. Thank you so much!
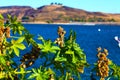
[{"left": 0, "top": 0, "right": 120, "bottom": 13}]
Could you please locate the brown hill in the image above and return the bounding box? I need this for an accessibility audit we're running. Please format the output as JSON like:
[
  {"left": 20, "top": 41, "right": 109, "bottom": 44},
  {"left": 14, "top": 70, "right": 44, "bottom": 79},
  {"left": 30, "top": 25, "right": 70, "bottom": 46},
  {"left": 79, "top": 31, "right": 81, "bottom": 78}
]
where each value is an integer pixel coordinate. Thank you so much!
[
  {"left": 0, "top": 6, "right": 33, "bottom": 20},
  {"left": 0, "top": 5, "right": 120, "bottom": 23}
]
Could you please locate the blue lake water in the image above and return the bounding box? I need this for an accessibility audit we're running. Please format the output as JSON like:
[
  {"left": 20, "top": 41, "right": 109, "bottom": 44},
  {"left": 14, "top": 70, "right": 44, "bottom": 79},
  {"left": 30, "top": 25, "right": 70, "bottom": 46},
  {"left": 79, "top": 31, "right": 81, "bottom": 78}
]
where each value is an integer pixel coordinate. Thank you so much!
[{"left": 23, "top": 24, "right": 120, "bottom": 79}]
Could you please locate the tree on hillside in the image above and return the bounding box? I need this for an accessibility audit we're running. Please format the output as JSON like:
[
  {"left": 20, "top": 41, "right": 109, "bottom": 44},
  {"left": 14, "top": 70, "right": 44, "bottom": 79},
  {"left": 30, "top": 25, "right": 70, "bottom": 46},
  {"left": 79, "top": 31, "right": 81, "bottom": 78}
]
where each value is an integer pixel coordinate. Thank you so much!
[
  {"left": 50, "top": 2, "right": 54, "bottom": 5},
  {"left": 55, "top": 2, "right": 57, "bottom": 5}
]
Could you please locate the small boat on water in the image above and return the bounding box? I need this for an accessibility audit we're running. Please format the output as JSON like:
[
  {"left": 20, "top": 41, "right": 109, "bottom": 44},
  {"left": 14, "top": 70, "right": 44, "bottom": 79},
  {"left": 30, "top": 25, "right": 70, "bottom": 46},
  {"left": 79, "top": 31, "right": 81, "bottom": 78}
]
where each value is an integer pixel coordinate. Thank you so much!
[
  {"left": 114, "top": 36, "right": 120, "bottom": 47},
  {"left": 98, "top": 28, "right": 101, "bottom": 32}
]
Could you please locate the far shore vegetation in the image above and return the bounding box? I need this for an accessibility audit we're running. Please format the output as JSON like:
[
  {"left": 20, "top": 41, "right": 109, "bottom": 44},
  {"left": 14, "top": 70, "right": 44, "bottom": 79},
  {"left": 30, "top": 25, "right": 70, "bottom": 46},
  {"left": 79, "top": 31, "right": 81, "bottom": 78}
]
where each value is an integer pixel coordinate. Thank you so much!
[{"left": 22, "top": 16, "right": 116, "bottom": 24}]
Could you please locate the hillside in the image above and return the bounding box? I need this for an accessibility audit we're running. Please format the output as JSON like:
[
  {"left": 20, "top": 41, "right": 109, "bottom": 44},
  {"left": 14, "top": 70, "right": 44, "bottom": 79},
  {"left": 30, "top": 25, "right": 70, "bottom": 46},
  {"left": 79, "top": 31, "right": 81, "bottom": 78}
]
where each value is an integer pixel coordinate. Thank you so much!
[{"left": 0, "top": 5, "right": 120, "bottom": 23}]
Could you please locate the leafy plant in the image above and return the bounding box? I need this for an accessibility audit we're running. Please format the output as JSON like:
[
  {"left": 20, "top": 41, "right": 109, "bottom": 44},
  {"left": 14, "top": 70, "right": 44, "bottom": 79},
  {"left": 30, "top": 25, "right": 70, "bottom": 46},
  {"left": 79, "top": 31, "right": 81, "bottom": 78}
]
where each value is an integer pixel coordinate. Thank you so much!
[
  {"left": 28, "top": 66, "right": 55, "bottom": 80},
  {"left": 7, "top": 37, "right": 26, "bottom": 56},
  {"left": 38, "top": 36, "right": 60, "bottom": 53},
  {"left": 1, "top": 14, "right": 120, "bottom": 80},
  {"left": 0, "top": 14, "right": 30, "bottom": 80},
  {"left": 53, "top": 27, "right": 89, "bottom": 79},
  {"left": 108, "top": 62, "right": 120, "bottom": 80},
  {"left": 0, "top": 14, "right": 89, "bottom": 80}
]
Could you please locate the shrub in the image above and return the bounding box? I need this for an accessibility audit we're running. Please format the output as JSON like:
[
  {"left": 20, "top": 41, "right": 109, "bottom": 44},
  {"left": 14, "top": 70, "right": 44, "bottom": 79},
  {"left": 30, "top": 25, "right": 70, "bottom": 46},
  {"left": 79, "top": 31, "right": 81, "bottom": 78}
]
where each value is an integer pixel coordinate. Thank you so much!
[{"left": 0, "top": 14, "right": 120, "bottom": 80}]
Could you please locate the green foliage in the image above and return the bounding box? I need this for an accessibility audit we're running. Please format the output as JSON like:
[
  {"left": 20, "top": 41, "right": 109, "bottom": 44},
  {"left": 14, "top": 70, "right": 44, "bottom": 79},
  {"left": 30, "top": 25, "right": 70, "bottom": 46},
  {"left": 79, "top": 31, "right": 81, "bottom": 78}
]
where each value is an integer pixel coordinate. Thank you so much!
[
  {"left": 53, "top": 30, "right": 89, "bottom": 80},
  {"left": 55, "top": 51, "right": 67, "bottom": 62},
  {"left": 0, "top": 14, "right": 28, "bottom": 80},
  {"left": 0, "top": 15, "right": 4, "bottom": 26},
  {"left": 38, "top": 36, "right": 60, "bottom": 53},
  {"left": 6, "top": 14, "right": 25, "bottom": 35},
  {"left": 8, "top": 37, "right": 26, "bottom": 56},
  {"left": 0, "top": 14, "right": 4, "bottom": 19},
  {"left": 46, "top": 20, "right": 53, "bottom": 23},
  {"left": 109, "top": 62, "right": 120, "bottom": 79},
  {"left": 0, "top": 14, "right": 89, "bottom": 80},
  {"left": 0, "top": 14, "right": 120, "bottom": 80},
  {"left": 14, "top": 67, "right": 31, "bottom": 80},
  {"left": 28, "top": 66, "right": 55, "bottom": 80}
]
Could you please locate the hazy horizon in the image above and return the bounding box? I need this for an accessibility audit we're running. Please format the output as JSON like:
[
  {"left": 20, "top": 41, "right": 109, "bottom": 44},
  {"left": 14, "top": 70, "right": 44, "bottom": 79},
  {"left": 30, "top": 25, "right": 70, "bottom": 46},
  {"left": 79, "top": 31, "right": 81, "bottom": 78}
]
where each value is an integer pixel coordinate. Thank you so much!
[{"left": 0, "top": 0, "right": 120, "bottom": 14}]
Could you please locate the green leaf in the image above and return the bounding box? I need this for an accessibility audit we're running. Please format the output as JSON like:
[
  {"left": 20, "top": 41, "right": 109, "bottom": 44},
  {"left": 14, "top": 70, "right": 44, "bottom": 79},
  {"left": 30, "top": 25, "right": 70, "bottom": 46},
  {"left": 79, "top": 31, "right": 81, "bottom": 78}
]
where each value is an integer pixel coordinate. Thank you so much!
[
  {"left": 14, "top": 67, "right": 30, "bottom": 74},
  {"left": 13, "top": 16, "right": 17, "bottom": 21},
  {"left": 0, "top": 14, "right": 4, "bottom": 19},
  {"left": 9, "top": 38, "right": 26, "bottom": 56},
  {"left": 15, "top": 43, "right": 26, "bottom": 50},
  {"left": 28, "top": 74, "right": 37, "bottom": 79},
  {"left": 55, "top": 51, "right": 67, "bottom": 62},
  {"left": 9, "top": 72, "right": 14, "bottom": 80},
  {"left": 0, "top": 56, "right": 6, "bottom": 65},
  {"left": 72, "top": 54, "right": 77, "bottom": 63},
  {"left": 47, "top": 68, "right": 55, "bottom": 75},
  {"left": 38, "top": 38, "right": 60, "bottom": 54},
  {"left": 18, "top": 26, "right": 24, "bottom": 30},
  {"left": 7, "top": 14, "right": 11, "bottom": 19},
  {"left": 13, "top": 47, "right": 19, "bottom": 56},
  {"left": 13, "top": 30, "right": 17, "bottom": 34},
  {"left": 18, "top": 31, "right": 22, "bottom": 35},
  {"left": 65, "top": 50, "right": 74, "bottom": 54},
  {"left": 8, "top": 49, "right": 13, "bottom": 54},
  {"left": 36, "top": 75, "right": 43, "bottom": 80},
  {"left": 28, "top": 68, "right": 44, "bottom": 80},
  {"left": 49, "top": 50, "right": 56, "bottom": 53},
  {"left": 16, "top": 37, "right": 25, "bottom": 43},
  {"left": 55, "top": 57, "right": 67, "bottom": 62},
  {"left": 38, "top": 36, "right": 43, "bottom": 40},
  {"left": 20, "top": 67, "right": 25, "bottom": 73},
  {"left": 50, "top": 46, "right": 60, "bottom": 53},
  {"left": 51, "top": 46, "right": 60, "bottom": 51},
  {"left": 41, "top": 49, "right": 48, "bottom": 53},
  {"left": 38, "top": 44, "right": 44, "bottom": 48},
  {"left": 11, "top": 39, "right": 16, "bottom": 44}
]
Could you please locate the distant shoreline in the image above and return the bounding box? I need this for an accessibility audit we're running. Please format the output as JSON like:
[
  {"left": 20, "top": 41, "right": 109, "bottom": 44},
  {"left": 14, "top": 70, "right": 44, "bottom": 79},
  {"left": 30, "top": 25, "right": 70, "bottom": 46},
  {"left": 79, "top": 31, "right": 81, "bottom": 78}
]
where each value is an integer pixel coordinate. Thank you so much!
[{"left": 22, "top": 22, "right": 120, "bottom": 25}]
